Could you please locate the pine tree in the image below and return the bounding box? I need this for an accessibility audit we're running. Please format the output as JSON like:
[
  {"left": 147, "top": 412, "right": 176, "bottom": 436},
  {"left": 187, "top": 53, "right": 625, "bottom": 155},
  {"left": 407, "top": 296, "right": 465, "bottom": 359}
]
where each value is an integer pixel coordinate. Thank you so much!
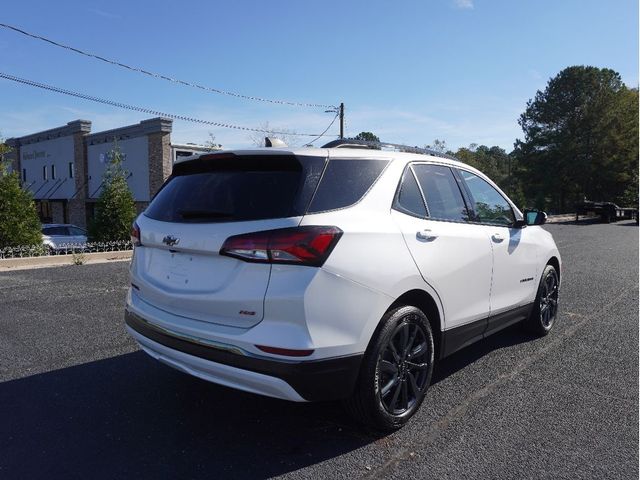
[
  {"left": 88, "top": 140, "right": 136, "bottom": 242},
  {"left": 0, "top": 146, "right": 42, "bottom": 247}
]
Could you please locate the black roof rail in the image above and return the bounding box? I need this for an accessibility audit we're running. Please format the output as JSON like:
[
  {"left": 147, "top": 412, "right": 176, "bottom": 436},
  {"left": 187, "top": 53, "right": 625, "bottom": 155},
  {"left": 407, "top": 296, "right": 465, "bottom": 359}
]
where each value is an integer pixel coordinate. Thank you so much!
[{"left": 321, "top": 138, "right": 458, "bottom": 161}]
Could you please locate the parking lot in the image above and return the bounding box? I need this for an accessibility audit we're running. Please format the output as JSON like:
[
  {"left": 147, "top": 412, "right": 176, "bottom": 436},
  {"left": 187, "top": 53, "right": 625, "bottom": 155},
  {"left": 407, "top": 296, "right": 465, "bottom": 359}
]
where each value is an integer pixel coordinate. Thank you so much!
[{"left": 0, "top": 221, "right": 637, "bottom": 479}]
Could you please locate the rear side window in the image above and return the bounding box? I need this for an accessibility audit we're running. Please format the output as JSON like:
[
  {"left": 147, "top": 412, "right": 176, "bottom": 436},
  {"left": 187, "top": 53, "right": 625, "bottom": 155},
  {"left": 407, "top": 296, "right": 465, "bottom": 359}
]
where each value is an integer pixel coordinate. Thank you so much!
[
  {"left": 307, "top": 159, "right": 389, "bottom": 213},
  {"left": 412, "top": 164, "right": 470, "bottom": 222},
  {"left": 394, "top": 167, "right": 427, "bottom": 217},
  {"left": 145, "top": 154, "right": 326, "bottom": 223}
]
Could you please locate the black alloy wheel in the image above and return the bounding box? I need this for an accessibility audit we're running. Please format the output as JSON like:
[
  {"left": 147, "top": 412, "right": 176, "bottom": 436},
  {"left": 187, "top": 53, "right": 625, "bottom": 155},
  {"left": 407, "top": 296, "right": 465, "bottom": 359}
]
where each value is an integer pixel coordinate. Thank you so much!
[
  {"left": 539, "top": 268, "right": 559, "bottom": 329},
  {"left": 345, "top": 305, "right": 434, "bottom": 431},
  {"left": 524, "top": 264, "right": 560, "bottom": 336},
  {"left": 378, "top": 320, "right": 431, "bottom": 416}
]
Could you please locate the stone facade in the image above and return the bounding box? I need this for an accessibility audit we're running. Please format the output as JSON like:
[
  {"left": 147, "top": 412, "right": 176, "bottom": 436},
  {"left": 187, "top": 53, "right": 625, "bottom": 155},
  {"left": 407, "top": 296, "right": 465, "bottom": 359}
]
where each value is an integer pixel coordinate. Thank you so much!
[
  {"left": 71, "top": 125, "right": 91, "bottom": 226},
  {"left": 67, "top": 198, "right": 87, "bottom": 227},
  {"left": 50, "top": 201, "right": 65, "bottom": 224},
  {"left": 147, "top": 124, "right": 173, "bottom": 199}
]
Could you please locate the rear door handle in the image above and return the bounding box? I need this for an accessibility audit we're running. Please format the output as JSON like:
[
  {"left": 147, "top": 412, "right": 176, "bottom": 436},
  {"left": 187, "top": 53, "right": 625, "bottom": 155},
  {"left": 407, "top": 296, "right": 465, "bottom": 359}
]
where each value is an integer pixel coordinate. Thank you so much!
[
  {"left": 416, "top": 229, "right": 438, "bottom": 241},
  {"left": 491, "top": 233, "right": 504, "bottom": 242}
]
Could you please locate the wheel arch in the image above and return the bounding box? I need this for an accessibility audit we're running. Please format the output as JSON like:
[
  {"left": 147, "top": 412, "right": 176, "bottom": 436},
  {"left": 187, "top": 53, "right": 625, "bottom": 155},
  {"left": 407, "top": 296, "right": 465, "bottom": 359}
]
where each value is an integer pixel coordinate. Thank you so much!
[
  {"left": 547, "top": 256, "right": 561, "bottom": 284},
  {"left": 388, "top": 289, "right": 443, "bottom": 361}
]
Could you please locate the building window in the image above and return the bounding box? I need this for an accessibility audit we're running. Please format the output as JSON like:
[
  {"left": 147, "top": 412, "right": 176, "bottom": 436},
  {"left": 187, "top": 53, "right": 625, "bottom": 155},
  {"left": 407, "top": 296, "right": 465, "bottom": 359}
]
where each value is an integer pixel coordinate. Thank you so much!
[
  {"left": 51, "top": 164, "right": 56, "bottom": 180},
  {"left": 43, "top": 165, "right": 48, "bottom": 180},
  {"left": 22, "top": 168, "right": 27, "bottom": 182},
  {"left": 68, "top": 162, "right": 74, "bottom": 178}
]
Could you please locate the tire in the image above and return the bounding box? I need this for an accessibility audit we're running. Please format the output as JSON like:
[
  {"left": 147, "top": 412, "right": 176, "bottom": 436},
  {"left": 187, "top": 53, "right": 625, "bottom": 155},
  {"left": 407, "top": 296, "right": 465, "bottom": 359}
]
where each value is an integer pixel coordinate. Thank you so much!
[
  {"left": 344, "top": 305, "right": 435, "bottom": 432},
  {"left": 523, "top": 264, "right": 559, "bottom": 336}
]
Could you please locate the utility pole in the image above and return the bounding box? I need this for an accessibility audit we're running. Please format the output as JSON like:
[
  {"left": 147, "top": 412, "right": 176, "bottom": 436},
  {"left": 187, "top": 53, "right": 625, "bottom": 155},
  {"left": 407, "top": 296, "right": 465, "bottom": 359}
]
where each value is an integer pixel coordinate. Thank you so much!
[{"left": 339, "top": 102, "right": 344, "bottom": 139}]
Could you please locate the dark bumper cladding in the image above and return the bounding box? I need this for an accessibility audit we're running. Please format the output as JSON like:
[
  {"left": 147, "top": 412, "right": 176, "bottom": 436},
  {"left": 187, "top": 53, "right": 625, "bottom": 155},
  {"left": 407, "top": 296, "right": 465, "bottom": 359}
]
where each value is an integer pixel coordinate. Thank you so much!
[{"left": 125, "top": 310, "right": 363, "bottom": 402}]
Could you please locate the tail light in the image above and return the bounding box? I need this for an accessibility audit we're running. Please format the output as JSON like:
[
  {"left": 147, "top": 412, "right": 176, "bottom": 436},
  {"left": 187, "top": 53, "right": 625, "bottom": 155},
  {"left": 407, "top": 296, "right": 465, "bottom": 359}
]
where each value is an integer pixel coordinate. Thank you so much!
[
  {"left": 220, "top": 226, "right": 342, "bottom": 267},
  {"left": 130, "top": 222, "right": 141, "bottom": 246}
]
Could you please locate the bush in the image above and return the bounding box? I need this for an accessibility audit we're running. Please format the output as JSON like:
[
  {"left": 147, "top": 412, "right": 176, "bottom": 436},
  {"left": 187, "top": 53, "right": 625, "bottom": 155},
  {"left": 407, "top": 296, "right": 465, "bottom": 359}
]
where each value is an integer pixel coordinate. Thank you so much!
[
  {"left": 88, "top": 140, "right": 136, "bottom": 242},
  {"left": 0, "top": 159, "right": 42, "bottom": 248}
]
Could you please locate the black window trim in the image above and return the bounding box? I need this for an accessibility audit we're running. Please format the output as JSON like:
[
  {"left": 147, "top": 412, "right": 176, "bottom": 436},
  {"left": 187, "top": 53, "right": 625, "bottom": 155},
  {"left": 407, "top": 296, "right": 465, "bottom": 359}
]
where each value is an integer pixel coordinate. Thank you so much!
[
  {"left": 409, "top": 165, "right": 431, "bottom": 218},
  {"left": 392, "top": 161, "right": 474, "bottom": 225},
  {"left": 451, "top": 166, "right": 521, "bottom": 228}
]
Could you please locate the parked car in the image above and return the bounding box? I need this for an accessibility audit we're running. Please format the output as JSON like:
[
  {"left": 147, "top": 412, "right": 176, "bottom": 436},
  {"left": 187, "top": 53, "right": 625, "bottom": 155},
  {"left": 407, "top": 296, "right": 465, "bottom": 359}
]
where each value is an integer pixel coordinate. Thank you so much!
[
  {"left": 41, "top": 224, "right": 87, "bottom": 253},
  {"left": 124, "top": 141, "right": 561, "bottom": 431}
]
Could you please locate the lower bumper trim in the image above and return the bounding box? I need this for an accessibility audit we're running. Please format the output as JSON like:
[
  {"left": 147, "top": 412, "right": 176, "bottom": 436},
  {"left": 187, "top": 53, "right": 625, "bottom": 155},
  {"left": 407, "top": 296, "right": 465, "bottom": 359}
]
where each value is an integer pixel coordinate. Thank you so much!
[{"left": 125, "top": 309, "right": 362, "bottom": 402}]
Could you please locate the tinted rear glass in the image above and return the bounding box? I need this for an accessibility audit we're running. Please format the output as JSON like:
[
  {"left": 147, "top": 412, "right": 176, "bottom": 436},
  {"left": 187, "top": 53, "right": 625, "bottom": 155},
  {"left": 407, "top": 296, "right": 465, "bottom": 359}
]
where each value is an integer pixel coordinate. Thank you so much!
[
  {"left": 145, "top": 154, "right": 326, "bottom": 223},
  {"left": 42, "top": 226, "right": 67, "bottom": 235},
  {"left": 307, "top": 159, "right": 389, "bottom": 213},
  {"left": 395, "top": 168, "right": 427, "bottom": 218}
]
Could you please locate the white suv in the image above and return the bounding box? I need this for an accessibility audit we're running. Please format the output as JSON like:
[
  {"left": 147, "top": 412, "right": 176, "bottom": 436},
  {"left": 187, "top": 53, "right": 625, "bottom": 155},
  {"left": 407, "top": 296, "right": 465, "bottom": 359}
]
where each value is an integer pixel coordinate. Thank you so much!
[{"left": 125, "top": 141, "right": 561, "bottom": 431}]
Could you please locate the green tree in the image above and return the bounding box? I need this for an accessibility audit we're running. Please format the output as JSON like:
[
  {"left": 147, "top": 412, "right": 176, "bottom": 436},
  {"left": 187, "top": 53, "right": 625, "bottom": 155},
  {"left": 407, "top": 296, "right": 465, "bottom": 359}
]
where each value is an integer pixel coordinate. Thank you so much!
[
  {"left": 426, "top": 139, "right": 449, "bottom": 154},
  {"left": 0, "top": 138, "right": 42, "bottom": 247},
  {"left": 454, "top": 144, "right": 511, "bottom": 186},
  {"left": 88, "top": 140, "right": 136, "bottom": 242},
  {"left": 354, "top": 131, "right": 380, "bottom": 143},
  {"left": 516, "top": 66, "right": 638, "bottom": 212}
]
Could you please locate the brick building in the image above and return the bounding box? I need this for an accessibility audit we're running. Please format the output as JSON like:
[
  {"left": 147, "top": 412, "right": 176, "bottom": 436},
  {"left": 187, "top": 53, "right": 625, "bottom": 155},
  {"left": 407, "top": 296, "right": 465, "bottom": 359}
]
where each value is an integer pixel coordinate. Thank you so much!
[{"left": 5, "top": 118, "right": 213, "bottom": 227}]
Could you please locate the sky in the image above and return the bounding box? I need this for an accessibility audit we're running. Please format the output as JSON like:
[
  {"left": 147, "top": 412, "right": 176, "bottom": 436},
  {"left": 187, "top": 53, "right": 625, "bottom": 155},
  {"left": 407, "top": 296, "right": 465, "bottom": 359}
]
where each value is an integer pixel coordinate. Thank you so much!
[{"left": 0, "top": 0, "right": 637, "bottom": 151}]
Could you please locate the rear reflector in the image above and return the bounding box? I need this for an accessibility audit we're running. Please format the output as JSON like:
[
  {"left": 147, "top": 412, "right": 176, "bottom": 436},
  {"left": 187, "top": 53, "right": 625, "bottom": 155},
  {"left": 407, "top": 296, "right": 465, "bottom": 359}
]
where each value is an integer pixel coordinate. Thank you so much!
[
  {"left": 256, "top": 345, "right": 315, "bottom": 357},
  {"left": 220, "top": 226, "right": 342, "bottom": 267}
]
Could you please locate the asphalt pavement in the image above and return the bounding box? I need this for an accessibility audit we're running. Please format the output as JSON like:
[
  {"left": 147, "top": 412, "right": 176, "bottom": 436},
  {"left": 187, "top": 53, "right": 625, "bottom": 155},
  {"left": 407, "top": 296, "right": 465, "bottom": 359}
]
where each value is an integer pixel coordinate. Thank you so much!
[{"left": 0, "top": 220, "right": 637, "bottom": 479}]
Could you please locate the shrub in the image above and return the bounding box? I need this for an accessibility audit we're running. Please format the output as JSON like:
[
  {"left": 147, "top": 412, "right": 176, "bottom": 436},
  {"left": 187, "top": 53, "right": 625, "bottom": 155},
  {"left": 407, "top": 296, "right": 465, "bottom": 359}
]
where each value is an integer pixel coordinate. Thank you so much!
[
  {"left": 0, "top": 156, "right": 42, "bottom": 248},
  {"left": 88, "top": 140, "right": 136, "bottom": 242}
]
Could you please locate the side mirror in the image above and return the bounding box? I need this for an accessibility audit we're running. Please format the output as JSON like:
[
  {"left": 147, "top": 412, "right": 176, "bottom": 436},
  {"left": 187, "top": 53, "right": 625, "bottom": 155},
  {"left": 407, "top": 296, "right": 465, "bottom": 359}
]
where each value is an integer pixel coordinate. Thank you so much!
[{"left": 524, "top": 209, "right": 547, "bottom": 226}]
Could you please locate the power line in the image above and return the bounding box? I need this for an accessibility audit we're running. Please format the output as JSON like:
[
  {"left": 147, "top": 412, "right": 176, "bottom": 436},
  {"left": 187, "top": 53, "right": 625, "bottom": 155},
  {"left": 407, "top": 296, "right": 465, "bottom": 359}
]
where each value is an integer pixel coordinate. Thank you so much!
[
  {"left": 304, "top": 112, "right": 340, "bottom": 146},
  {"left": 0, "top": 71, "right": 339, "bottom": 138},
  {"left": 0, "top": 22, "right": 336, "bottom": 109}
]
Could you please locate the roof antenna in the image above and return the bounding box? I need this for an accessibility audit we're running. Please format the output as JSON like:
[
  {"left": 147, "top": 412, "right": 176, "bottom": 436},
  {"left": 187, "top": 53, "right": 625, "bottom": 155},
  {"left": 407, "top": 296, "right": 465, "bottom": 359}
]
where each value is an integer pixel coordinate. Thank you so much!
[{"left": 264, "top": 137, "right": 288, "bottom": 148}]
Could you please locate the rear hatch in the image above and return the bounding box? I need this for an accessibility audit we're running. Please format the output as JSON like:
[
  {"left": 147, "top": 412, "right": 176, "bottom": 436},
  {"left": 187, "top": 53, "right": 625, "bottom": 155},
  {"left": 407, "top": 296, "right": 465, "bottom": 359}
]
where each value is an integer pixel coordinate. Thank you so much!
[{"left": 132, "top": 152, "right": 326, "bottom": 328}]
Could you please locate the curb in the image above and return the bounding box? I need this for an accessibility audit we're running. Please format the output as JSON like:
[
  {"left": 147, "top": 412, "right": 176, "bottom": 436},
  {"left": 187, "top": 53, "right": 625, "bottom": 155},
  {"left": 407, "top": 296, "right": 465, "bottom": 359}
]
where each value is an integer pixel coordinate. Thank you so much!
[{"left": 0, "top": 250, "right": 132, "bottom": 271}]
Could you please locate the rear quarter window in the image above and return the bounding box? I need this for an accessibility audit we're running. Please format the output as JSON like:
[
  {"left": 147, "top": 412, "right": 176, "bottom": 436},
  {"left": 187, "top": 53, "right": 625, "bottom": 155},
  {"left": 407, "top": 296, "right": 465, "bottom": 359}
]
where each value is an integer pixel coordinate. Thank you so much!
[{"left": 307, "top": 159, "right": 389, "bottom": 213}]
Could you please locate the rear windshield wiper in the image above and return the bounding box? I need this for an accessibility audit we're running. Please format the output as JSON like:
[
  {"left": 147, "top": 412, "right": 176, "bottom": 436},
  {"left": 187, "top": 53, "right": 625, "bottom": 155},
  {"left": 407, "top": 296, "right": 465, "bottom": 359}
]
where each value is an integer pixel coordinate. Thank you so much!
[{"left": 177, "top": 209, "right": 233, "bottom": 220}]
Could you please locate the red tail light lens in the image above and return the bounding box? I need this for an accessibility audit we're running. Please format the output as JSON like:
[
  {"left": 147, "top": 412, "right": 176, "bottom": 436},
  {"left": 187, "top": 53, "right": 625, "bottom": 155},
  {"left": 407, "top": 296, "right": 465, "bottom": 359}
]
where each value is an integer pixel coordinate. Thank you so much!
[
  {"left": 220, "top": 226, "right": 342, "bottom": 267},
  {"left": 130, "top": 222, "right": 141, "bottom": 246}
]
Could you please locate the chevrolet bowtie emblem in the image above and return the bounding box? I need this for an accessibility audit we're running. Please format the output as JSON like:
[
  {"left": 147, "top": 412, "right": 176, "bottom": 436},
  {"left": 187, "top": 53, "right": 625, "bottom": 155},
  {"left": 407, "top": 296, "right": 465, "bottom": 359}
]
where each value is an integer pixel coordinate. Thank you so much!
[{"left": 162, "top": 235, "right": 180, "bottom": 246}]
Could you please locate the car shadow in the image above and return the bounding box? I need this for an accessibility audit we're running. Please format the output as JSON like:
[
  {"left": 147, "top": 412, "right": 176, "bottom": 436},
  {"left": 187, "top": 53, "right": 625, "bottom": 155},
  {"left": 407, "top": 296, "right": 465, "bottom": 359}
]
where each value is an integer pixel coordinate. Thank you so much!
[
  {"left": 0, "top": 352, "right": 371, "bottom": 479},
  {"left": 0, "top": 325, "right": 537, "bottom": 479},
  {"left": 612, "top": 220, "right": 639, "bottom": 227},
  {"left": 432, "top": 323, "right": 536, "bottom": 385}
]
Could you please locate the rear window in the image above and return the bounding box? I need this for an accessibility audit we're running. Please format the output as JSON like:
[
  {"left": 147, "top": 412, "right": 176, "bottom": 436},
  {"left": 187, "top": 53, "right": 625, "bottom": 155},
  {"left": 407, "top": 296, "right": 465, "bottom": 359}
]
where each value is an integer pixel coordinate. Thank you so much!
[
  {"left": 145, "top": 154, "right": 326, "bottom": 223},
  {"left": 42, "top": 226, "right": 67, "bottom": 235},
  {"left": 307, "top": 159, "right": 389, "bottom": 213}
]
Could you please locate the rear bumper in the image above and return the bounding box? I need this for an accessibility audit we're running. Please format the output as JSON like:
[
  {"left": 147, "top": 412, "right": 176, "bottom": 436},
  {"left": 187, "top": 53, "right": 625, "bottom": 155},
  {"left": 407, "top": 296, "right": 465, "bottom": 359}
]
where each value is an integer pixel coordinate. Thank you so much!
[{"left": 125, "top": 309, "right": 362, "bottom": 402}]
